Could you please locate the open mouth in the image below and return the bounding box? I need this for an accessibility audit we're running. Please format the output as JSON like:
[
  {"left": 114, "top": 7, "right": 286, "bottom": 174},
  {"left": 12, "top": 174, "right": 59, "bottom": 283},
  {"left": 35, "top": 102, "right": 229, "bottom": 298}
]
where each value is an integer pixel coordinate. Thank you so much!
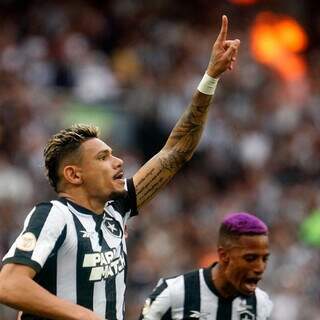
[
  {"left": 113, "top": 171, "right": 124, "bottom": 180},
  {"left": 243, "top": 278, "right": 261, "bottom": 293}
]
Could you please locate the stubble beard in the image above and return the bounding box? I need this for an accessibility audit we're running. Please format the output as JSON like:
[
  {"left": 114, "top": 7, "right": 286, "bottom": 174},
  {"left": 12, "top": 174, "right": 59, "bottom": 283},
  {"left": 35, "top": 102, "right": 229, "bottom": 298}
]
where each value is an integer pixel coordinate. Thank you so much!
[{"left": 108, "top": 189, "right": 128, "bottom": 201}]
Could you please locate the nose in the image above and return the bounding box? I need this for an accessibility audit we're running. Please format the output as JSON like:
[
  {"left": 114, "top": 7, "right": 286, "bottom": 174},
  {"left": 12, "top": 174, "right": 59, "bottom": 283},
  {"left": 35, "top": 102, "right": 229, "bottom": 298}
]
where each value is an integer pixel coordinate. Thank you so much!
[
  {"left": 253, "top": 259, "right": 266, "bottom": 275},
  {"left": 112, "top": 155, "right": 124, "bottom": 168}
]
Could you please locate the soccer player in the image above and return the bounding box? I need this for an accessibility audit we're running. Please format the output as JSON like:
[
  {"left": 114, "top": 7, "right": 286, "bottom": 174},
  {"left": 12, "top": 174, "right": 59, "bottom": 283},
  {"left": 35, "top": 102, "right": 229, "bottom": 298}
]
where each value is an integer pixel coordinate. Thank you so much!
[
  {"left": 0, "top": 16, "right": 240, "bottom": 320},
  {"left": 140, "top": 213, "right": 272, "bottom": 320}
]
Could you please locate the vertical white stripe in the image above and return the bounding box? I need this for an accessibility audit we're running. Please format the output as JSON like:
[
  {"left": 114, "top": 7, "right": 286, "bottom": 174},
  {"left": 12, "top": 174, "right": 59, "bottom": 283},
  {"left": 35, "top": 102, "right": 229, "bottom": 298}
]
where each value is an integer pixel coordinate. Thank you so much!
[
  {"left": 69, "top": 209, "right": 101, "bottom": 252},
  {"left": 115, "top": 271, "right": 125, "bottom": 320},
  {"left": 93, "top": 280, "right": 107, "bottom": 318},
  {"left": 199, "top": 269, "right": 218, "bottom": 317},
  {"left": 31, "top": 207, "right": 66, "bottom": 266},
  {"left": 168, "top": 275, "right": 185, "bottom": 319},
  {"left": 56, "top": 211, "right": 77, "bottom": 303},
  {"left": 231, "top": 298, "right": 239, "bottom": 320}
]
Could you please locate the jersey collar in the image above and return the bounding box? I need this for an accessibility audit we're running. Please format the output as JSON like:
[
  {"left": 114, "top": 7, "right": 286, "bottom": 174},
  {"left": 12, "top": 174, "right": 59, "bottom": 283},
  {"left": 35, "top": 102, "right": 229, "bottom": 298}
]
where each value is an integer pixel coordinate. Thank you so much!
[
  {"left": 203, "top": 262, "right": 240, "bottom": 301},
  {"left": 58, "top": 197, "right": 105, "bottom": 217}
]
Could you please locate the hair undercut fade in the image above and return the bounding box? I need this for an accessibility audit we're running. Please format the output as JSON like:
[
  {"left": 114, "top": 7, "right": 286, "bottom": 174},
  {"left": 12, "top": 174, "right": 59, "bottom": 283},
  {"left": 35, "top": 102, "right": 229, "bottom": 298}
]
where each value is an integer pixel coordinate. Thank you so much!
[
  {"left": 218, "top": 212, "right": 268, "bottom": 247},
  {"left": 44, "top": 124, "right": 99, "bottom": 192}
]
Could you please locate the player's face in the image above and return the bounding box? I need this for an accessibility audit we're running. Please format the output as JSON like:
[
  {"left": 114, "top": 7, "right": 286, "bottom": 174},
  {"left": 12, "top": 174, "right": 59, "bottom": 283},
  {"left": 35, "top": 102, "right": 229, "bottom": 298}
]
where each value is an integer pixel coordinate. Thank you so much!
[
  {"left": 224, "top": 235, "right": 269, "bottom": 296},
  {"left": 78, "top": 138, "right": 126, "bottom": 201}
]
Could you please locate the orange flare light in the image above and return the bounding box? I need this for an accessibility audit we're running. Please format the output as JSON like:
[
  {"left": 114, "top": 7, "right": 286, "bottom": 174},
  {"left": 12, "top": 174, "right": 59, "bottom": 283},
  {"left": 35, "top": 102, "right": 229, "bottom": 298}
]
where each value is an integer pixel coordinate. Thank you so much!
[
  {"left": 250, "top": 12, "right": 308, "bottom": 81},
  {"left": 229, "top": 0, "right": 258, "bottom": 5}
]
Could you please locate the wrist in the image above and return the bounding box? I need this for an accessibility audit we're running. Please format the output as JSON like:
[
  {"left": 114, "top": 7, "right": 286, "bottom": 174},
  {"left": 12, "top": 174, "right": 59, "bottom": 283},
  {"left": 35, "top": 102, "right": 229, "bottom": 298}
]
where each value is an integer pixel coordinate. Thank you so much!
[{"left": 197, "top": 72, "right": 219, "bottom": 95}]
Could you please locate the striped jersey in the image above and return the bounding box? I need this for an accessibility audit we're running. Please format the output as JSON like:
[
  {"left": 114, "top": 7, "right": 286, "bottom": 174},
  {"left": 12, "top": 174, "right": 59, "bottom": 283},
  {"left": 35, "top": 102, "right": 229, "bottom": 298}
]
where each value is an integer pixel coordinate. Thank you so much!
[
  {"left": 2, "top": 178, "right": 138, "bottom": 320},
  {"left": 140, "top": 264, "right": 273, "bottom": 320}
]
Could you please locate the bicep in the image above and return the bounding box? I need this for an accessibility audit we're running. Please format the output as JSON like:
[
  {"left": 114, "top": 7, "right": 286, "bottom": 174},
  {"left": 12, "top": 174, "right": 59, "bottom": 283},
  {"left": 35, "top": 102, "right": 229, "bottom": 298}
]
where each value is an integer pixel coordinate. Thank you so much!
[{"left": 133, "top": 150, "right": 186, "bottom": 208}]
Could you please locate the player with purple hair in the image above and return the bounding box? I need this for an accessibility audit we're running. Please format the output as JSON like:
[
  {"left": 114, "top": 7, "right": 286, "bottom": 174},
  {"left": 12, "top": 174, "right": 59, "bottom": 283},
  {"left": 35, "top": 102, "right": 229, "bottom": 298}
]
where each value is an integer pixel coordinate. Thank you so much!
[{"left": 140, "top": 212, "right": 272, "bottom": 320}]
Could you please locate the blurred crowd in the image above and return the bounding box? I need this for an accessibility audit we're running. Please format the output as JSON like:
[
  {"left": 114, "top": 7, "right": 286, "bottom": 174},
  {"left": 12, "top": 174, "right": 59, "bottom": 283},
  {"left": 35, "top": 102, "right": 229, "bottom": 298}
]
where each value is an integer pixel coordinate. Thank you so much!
[{"left": 0, "top": 0, "right": 320, "bottom": 319}]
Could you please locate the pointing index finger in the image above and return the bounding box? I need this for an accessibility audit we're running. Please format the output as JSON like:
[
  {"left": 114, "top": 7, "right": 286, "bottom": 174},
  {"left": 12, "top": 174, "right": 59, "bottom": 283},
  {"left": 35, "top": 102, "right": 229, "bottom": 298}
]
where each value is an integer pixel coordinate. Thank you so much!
[{"left": 216, "top": 15, "right": 228, "bottom": 43}]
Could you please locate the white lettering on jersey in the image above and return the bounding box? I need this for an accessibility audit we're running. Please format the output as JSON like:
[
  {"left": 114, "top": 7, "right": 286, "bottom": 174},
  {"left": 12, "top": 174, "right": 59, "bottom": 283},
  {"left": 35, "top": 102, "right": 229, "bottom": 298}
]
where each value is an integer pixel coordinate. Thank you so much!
[{"left": 82, "top": 249, "right": 126, "bottom": 281}]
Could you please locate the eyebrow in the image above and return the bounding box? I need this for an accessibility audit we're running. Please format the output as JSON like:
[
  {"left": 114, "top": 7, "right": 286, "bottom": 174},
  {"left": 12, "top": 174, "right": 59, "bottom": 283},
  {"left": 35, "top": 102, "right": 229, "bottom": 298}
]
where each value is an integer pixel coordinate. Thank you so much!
[{"left": 96, "top": 149, "right": 112, "bottom": 158}]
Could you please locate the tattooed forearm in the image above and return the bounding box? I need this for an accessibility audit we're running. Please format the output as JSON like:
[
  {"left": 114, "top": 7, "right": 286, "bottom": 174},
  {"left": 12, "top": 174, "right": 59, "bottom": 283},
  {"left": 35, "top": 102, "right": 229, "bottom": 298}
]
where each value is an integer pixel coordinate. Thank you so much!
[
  {"left": 159, "top": 151, "right": 187, "bottom": 173},
  {"left": 164, "top": 92, "right": 213, "bottom": 162},
  {"left": 135, "top": 168, "right": 155, "bottom": 189},
  {"left": 134, "top": 92, "right": 214, "bottom": 208},
  {"left": 136, "top": 165, "right": 173, "bottom": 206}
]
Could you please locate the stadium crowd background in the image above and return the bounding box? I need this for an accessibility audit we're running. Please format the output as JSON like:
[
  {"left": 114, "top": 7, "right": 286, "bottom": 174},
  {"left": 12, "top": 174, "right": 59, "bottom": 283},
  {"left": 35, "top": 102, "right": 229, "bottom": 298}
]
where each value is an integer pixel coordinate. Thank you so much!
[{"left": 0, "top": 0, "right": 319, "bottom": 319}]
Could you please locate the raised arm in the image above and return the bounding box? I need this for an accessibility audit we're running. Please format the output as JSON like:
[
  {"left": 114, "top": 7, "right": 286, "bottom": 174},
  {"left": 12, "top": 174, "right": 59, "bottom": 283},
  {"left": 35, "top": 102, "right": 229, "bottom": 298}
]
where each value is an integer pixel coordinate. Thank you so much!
[{"left": 133, "top": 15, "right": 240, "bottom": 208}]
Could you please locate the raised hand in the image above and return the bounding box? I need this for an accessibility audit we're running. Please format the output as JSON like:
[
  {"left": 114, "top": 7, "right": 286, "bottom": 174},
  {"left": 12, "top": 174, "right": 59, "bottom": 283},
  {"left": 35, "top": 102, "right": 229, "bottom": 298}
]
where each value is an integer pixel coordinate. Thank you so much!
[{"left": 207, "top": 15, "right": 240, "bottom": 78}]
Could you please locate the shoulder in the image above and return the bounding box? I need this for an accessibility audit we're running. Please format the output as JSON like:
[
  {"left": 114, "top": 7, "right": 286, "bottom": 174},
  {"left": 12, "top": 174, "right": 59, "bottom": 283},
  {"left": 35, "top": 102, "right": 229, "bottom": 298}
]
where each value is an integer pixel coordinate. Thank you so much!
[
  {"left": 24, "top": 200, "right": 68, "bottom": 231},
  {"left": 256, "top": 287, "right": 273, "bottom": 317},
  {"left": 256, "top": 287, "right": 272, "bottom": 303},
  {"left": 164, "top": 268, "right": 201, "bottom": 294}
]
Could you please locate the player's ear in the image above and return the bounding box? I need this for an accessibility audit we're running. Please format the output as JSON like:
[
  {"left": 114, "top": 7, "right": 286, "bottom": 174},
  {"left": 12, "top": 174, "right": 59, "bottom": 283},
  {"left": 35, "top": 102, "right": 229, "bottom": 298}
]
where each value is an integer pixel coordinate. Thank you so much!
[
  {"left": 63, "top": 165, "right": 83, "bottom": 185},
  {"left": 218, "top": 246, "right": 229, "bottom": 264}
]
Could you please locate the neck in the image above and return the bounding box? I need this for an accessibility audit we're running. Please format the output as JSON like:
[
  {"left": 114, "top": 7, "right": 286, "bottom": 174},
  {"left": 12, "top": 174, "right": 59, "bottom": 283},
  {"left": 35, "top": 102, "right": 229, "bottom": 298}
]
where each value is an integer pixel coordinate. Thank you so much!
[
  {"left": 212, "top": 264, "right": 238, "bottom": 299},
  {"left": 58, "top": 191, "right": 105, "bottom": 215}
]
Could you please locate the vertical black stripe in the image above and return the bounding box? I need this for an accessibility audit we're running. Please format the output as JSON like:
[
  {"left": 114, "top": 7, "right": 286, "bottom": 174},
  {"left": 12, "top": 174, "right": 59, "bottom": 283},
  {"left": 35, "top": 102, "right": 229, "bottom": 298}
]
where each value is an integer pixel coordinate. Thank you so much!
[
  {"left": 216, "top": 298, "right": 232, "bottom": 320},
  {"left": 72, "top": 215, "right": 95, "bottom": 311},
  {"left": 244, "top": 293, "right": 257, "bottom": 319},
  {"left": 105, "top": 277, "right": 117, "bottom": 320},
  {"left": 183, "top": 270, "right": 200, "bottom": 318},
  {"left": 35, "top": 226, "right": 67, "bottom": 295}
]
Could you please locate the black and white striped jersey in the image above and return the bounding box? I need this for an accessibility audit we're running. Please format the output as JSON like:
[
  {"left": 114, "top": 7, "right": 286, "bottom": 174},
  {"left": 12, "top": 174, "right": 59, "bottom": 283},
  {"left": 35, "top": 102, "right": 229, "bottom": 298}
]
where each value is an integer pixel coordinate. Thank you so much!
[
  {"left": 2, "top": 178, "right": 138, "bottom": 320},
  {"left": 140, "top": 264, "right": 273, "bottom": 320}
]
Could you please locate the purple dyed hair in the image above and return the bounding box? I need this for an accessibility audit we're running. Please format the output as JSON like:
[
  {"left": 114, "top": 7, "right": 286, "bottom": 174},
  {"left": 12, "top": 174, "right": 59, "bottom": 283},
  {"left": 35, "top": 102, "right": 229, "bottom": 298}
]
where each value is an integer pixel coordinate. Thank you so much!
[{"left": 221, "top": 212, "right": 268, "bottom": 235}]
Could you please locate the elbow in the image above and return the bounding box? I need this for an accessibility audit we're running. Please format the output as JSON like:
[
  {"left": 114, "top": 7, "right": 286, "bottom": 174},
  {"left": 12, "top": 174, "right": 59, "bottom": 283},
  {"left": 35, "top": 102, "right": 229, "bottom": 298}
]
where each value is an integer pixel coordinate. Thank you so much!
[{"left": 162, "top": 148, "right": 192, "bottom": 170}]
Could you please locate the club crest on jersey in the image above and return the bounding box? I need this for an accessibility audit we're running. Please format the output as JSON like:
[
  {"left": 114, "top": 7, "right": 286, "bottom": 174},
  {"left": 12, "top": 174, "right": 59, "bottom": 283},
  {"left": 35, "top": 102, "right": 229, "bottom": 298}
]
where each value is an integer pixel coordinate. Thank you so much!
[
  {"left": 238, "top": 300, "right": 255, "bottom": 320},
  {"left": 239, "top": 310, "right": 255, "bottom": 320},
  {"left": 102, "top": 216, "right": 123, "bottom": 238}
]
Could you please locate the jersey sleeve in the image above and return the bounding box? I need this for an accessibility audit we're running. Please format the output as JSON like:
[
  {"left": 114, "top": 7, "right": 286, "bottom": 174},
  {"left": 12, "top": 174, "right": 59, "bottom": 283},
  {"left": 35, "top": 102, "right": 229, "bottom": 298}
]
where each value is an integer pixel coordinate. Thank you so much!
[
  {"left": 2, "top": 202, "right": 66, "bottom": 273},
  {"left": 139, "top": 279, "right": 172, "bottom": 320}
]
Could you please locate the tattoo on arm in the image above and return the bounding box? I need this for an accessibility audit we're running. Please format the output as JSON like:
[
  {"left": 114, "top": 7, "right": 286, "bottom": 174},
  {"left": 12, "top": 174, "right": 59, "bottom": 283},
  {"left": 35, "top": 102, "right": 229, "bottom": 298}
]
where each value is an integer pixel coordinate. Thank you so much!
[
  {"left": 135, "top": 92, "right": 213, "bottom": 207},
  {"left": 164, "top": 94, "right": 213, "bottom": 162}
]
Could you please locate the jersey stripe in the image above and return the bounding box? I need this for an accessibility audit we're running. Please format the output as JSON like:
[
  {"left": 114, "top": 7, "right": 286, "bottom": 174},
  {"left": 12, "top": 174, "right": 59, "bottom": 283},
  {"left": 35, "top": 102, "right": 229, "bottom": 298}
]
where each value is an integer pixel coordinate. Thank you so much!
[
  {"left": 56, "top": 215, "right": 77, "bottom": 303},
  {"left": 183, "top": 270, "right": 200, "bottom": 318},
  {"left": 105, "top": 277, "right": 117, "bottom": 320},
  {"left": 115, "top": 270, "right": 125, "bottom": 320},
  {"left": 72, "top": 214, "right": 95, "bottom": 311},
  {"left": 216, "top": 298, "right": 232, "bottom": 320},
  {"left": 161, "top": 308, "right": 172, "bottom": 320},
  {"left": 31, "top": 203, "right": 65, "bottom": 267},
  {"left": 150, "top": 280, "right": 168, "bottom": 305}
]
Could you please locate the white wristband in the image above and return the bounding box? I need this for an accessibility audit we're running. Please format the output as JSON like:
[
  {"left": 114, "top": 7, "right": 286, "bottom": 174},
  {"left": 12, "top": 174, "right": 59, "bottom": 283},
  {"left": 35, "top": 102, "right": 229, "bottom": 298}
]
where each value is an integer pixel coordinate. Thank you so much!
[{"left": 197, "top": 73, "right": 219, "bottom": 95}]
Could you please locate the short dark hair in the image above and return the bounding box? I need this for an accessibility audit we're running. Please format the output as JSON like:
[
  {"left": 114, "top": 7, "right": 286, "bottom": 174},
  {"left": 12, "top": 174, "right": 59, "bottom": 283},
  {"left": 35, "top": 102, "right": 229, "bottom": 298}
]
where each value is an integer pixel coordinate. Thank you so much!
[
  {"left": 218, "top": 212, "right": 268, "bottom": 247},
  {"left": 44, "top": 124, "right": 99, "bottom": 192}
]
